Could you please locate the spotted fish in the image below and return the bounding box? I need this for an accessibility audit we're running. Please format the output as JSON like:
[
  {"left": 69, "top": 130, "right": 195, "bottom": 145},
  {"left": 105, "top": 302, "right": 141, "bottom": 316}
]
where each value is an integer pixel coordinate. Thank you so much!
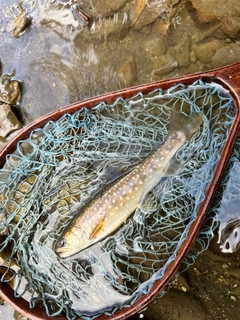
[{"left": 55, "top": 106, "right": 203, "bottom": 258}]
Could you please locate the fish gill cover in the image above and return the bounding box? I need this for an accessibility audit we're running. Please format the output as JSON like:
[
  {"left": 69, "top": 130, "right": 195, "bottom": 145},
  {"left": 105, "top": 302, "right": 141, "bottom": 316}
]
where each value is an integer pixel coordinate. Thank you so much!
[{"left": 0, "top": 80, "right": 236, "bottom": 319}]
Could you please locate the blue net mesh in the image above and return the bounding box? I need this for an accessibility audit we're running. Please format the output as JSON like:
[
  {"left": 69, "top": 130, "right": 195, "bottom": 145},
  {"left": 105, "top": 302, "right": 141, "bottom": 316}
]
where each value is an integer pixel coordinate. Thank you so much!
[
  {"left": 211, "top": 137, "right": 240, "bottom": 253},
  {"left": 0, "top": 80, "right": 236, "bottom": 319}
]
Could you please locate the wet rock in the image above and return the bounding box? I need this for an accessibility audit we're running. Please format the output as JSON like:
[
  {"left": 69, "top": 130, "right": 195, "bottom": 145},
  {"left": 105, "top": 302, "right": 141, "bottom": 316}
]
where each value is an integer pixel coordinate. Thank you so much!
[
  {"left": 106, "top": 0, "right": 128, "bottom": 12},
  {"left": 193, "top": 40, "right": 222, "bottom": 64},
  {"left": 117, "top": 56, "right": 136, "bottom": 87},
  {"left": 0, "top": 73, "right": 21, "bottom": 105},
  {"left": 152, "top": 54, "right": 178, "bottom": 76},
  {"left": 0, "top": 104, "right": 22, "bottom": 138},
  {"left": 189, "top": 0, "right": 240, "bottom": 24},
  {"left": 13, "top": 4, "right": 32, "bottom": 39},
  {"left": 131, "top": 0, "right": 181, "bottom": 31},
  {"left": 143, "top": 38, "right": 167, "bottom": 58},
  {"left": 220, "top": 17, "right": 240, "bottom": 38},
  {"left": 212, "top": 43, "right": 240, "bottom": 68},
  {"left": 131, "top": 2, "right": 160, "bottom": 30}
]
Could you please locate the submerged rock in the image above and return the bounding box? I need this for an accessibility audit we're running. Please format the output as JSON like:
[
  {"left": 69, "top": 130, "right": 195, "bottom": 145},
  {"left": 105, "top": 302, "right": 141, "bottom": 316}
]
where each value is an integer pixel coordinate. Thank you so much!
[
  {"left": 193, "top": 40, "right": 222, "bottom": 64},
  {"left": 131, "top": 0, "right": 181, "bottom": 31},
  {"left": 152, "top": 54, "right": 178, "bottom": 77},
  {"left": 143, "top": 38, "right": 167, "bottom": 58},
  {"left": 106, "top": 0, "right": 128, "bottom": 12},
  {"left": 82, "top": 12, "right": 129, "bottom": 41},
  {"left": 220, "top": 17, "right": 240, "bottom": 38},
  {"left": 131, "top": 1, "right": 160, "bottom": 30},
  {"left": 0, "top": 104, "right": 22, "bottom": 138},
  {"left": 117, "top": 55, "right": 136, "bottom": 87},
  {"left": 189, "top": 0, "right": 240, "bottom": 24},
  {"left": 212, "top": 43, "right": 240, "bottom": 68},
  {"left": 94, "top": 0, "right": 113, "bottom": 18},
  {"left": 173, "top": 35, "right": 191, "bottom": 67}
]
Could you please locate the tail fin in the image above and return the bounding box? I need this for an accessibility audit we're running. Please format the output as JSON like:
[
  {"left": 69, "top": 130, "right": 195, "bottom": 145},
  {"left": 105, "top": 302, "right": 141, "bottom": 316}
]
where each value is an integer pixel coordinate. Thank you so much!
[{"left": 169, "top": 104, "right": 204, "bottom": 140}]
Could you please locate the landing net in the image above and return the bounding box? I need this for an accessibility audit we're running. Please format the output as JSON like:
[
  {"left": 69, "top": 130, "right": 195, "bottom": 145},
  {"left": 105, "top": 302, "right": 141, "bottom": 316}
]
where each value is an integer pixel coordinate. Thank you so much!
[{"left": 0, "top": 80, "right": 236, "bottom": 319}]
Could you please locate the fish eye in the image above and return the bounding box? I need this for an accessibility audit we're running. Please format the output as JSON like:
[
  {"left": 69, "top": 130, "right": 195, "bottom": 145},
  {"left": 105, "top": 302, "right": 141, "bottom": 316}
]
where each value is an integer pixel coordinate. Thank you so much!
[{"left": 58, "top": 237, "right": 67, "bottom": 248}]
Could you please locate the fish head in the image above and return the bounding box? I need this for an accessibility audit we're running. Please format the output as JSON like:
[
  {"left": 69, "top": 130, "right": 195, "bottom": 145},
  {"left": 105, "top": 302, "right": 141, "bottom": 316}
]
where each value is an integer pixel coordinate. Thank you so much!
[{"left": 55, "top": 227, "right": 89, "bottom": 258}]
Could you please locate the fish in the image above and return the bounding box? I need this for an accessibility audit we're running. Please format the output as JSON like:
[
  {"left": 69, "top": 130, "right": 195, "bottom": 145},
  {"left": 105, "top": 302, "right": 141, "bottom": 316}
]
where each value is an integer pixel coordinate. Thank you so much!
[{"left": 55, "top": 106, "right": 204, "bottom": 258}]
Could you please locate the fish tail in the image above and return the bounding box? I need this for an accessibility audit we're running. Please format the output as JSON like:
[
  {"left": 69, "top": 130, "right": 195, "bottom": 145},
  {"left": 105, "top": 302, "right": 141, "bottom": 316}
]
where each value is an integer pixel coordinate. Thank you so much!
[{"left": 169, "top": 104, "right": 204, "bottom": 140}]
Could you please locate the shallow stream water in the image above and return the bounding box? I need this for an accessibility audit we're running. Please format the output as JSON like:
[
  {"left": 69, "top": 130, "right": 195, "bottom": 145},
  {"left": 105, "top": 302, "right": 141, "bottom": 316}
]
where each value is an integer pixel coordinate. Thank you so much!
[{"left": 0, "top": 0, "right": 239, "bottom": 319}]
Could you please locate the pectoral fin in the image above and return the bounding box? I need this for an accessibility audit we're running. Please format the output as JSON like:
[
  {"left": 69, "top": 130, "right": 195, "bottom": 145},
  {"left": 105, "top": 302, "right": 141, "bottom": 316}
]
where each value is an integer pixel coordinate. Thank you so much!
[{"left": 89, "top": 221, "right": 104, "bottom": 240}]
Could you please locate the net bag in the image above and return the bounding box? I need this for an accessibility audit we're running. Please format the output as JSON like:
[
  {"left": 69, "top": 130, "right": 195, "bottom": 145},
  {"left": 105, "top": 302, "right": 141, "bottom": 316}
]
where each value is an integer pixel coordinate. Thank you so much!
[{"left": 0, "top": 80, "right": 236, "bottom": 319}]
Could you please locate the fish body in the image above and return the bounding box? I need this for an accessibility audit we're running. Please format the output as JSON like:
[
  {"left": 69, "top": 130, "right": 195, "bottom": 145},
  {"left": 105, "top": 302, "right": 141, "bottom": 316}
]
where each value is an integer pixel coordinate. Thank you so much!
[{"left": 56, "top": 107, "right": 203, "bottom": 258}]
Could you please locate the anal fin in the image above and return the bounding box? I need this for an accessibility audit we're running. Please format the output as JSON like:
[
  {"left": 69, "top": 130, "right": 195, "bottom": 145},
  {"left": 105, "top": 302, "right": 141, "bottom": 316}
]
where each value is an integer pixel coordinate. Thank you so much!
[{"left": 165, "top": 156, "right": 183, "bottom": 176}]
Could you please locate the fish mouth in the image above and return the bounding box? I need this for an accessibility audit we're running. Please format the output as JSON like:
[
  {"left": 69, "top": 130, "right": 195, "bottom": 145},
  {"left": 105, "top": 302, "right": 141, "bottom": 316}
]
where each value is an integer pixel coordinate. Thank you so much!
[
  {"left": 55, "top": 243, "right": 75, "bottom": 258},
  {"left": 56, "top": 247, "right": 74, "bottom": 258}
]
